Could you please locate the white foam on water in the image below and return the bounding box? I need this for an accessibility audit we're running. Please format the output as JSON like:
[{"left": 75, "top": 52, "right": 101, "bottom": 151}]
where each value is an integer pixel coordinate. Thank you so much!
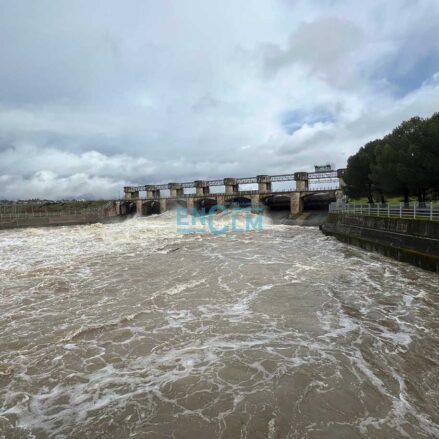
[
  {"left": 0, "top": 220, "right": 438, "bottom": 438},
  {"left": 164, "top": 279, "right": 206, "bottom": 296}
]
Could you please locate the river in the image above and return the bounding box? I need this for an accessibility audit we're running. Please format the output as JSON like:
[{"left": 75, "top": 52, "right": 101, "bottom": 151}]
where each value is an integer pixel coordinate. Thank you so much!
[{"left": 0, "top": 213, "right": 438, "bottom": 438}]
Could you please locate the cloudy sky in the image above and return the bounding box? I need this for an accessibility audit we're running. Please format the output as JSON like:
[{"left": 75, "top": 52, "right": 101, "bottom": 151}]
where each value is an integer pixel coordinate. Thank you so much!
[{"left": 1, "top": 0, "right": 439, "bottom": 199}]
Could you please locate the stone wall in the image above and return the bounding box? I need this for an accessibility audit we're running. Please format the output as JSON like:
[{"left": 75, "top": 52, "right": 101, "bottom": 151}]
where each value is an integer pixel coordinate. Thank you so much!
[
  {"left": 321, "top": 214, "right": 439, "bottom": 272},
  {"left": 0, "top": 203, "right": 120, "bottom": 230}
]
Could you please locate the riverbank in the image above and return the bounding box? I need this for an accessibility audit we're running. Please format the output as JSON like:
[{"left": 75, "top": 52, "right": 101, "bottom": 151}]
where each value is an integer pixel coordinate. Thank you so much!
[
  {"left": 0, "top": 201, "right": 119, "bottom": 230},
  {"left": 321, "top": 213, "right": 439, "bottom": 272},
  {"left": 0, "top": 213, "right": 121, "bottom": 230}
]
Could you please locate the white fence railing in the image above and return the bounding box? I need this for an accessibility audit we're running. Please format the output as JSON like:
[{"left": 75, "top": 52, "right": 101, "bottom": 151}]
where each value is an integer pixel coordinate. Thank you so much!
[{"left": 329, "top": 202, "right": 439, "bottom": 221}]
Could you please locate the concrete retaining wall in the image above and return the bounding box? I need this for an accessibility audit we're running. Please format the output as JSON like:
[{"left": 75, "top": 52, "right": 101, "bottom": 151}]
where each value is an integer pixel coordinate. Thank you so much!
[
  {"left": 0, "top": 203, "right": 121, "bottom": 230},
  {"left": 288, "top": 211, "right": 328, "bottom": 226},
  {"left": 321, "top": 214, "right": 439, "bottom": 272}
]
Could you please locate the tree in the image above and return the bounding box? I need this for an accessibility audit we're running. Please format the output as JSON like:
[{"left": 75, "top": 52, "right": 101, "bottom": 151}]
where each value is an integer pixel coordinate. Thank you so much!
[
  {"left": 344, "top": 151, "right": 370, "bottom": 201},
  {"left": 344, "top": 140, "right": 379, "bottom": 203},
  {"left": 390, "top": 117, "right": 428, "bottom": 203},
  {"left": 419, "top": 113, "right": 439, "bottom": 196},
  {"left": 345, "top": 113, "right": 439, "bottom": 202}
]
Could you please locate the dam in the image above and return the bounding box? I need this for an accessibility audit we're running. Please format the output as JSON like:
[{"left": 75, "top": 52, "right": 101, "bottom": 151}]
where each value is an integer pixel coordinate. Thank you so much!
[
  {"left": 118, "top": 169, "right": 347, "bottom": 217},
  {"left": 0, "top": 168, "right": 346, "bottom": 230}
]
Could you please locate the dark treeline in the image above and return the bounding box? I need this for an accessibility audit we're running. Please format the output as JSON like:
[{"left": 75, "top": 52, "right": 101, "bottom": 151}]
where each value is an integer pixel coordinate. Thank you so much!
[{"left": 344, "top": 113, "right": 439, "bottom": 203}]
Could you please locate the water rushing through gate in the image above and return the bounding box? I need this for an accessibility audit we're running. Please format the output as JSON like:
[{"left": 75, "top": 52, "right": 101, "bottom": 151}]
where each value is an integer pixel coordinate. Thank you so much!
[{"left": 0, "top": 213, "right": 438, "bottom": 438}]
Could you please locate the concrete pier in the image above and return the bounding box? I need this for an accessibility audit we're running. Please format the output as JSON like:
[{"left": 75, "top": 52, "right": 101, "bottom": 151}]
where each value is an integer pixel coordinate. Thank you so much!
[
  {"left": 186, "top": 198, "right": 194, "bottom": 211},
  {"left": 290, "top": 192, "right": 303, "bottom": 215},
  {"left": 224, "top": 178, "right": 239, "bottom": 194},
  {"left": 168, "top": 183, "right": 183, "bottom": 197},
  {"left": 136, "top": 199, "right": 143, "bottom": 216},
  {"left": 256, "top": 175, "right": 272, "bottom": 193},
  {"left": 125, "top": 190, "right": 139, "bottom": 200},
  {"left": 195, "top": 180, "right": 210, "bottom": 196},
  {"left": 294, "top": 172, "right": 309, "bottom": 191},
  {"left": 160, "top": 199, "right": 167, "bottom": 213},
  {"left": 251, "top": 194, "right": 261, "bottom": 211},
  {"left": 146, "top": 185, "right": 160, "bottom": 199}
]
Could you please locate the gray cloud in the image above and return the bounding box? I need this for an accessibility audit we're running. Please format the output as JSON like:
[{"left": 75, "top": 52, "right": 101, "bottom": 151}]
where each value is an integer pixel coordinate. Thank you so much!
[{"left": 262, "top": 17, "right": 364, "bottom": 84}]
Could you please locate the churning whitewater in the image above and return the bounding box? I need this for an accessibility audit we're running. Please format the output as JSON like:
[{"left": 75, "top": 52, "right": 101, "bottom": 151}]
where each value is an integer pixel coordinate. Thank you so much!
[{"left": 0, "top": 213, "right": 438, "bottom": 438}]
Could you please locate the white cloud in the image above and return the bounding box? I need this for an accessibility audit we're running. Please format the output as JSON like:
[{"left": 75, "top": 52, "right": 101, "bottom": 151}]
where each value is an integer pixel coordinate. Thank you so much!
[{"left": 0, "top": 172, "right": 124, "bottom": 200}]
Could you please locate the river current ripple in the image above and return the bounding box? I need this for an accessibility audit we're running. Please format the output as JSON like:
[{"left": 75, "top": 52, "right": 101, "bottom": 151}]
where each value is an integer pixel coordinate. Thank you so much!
[{"left": 0, "top": 213, "right": 438, "bottom": 438}]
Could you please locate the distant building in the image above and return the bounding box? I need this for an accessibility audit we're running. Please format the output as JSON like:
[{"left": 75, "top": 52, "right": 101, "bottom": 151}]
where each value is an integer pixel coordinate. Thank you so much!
[
  {"left": 15, "top": 199, "right": 55, "bottom": 205},
  {"left": 314, "top": 164, "right": 334, "bottom": 172}
]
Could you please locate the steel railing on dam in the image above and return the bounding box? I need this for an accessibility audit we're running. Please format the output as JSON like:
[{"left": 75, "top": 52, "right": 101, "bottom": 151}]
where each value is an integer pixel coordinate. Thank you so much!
[
  {"left": 129, "top": 186, "right": 340, "bottom": 200},
  {"left": 329, "top": 202, "right": 439, "bottom": 221},
  {"left": 124, "top": 170, "right": 344, "bottom": 192}
]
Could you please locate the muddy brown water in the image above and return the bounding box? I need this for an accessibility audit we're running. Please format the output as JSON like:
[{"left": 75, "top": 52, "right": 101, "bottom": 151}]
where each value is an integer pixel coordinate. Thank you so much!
[{"left": 0, "top": 213, "right": 438, "bottom": 438}]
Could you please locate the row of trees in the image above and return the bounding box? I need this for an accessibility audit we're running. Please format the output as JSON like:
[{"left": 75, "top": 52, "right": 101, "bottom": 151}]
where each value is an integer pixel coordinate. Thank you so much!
[{"left": 344, "top": 113, "right": 439, "bottom": 203}]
